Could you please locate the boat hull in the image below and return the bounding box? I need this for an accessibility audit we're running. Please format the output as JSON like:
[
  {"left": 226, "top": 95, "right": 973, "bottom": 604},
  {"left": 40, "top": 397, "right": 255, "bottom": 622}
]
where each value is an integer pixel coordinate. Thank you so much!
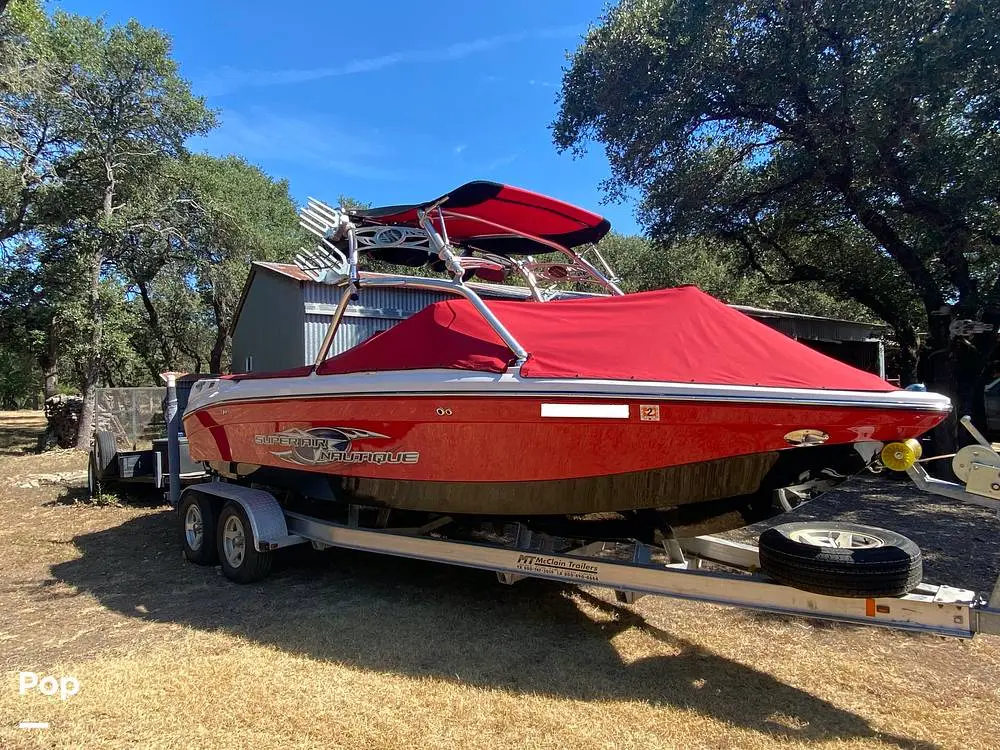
[{"left": 184, "top": 387, "right": 947, "bottom": 515}]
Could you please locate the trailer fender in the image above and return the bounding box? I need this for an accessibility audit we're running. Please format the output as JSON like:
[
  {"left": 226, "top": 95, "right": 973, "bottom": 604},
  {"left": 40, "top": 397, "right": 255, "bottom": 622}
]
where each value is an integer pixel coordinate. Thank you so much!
[{"left": 177, "top": 483, "right": 304, "bottom": 552}]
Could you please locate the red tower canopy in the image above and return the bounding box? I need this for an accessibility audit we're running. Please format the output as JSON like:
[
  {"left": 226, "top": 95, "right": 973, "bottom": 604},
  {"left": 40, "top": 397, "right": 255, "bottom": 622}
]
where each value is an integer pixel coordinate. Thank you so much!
[
  {"left": 350, "top": 181, "right": 611, "bottom": 255},
  {"left": 318, "top": 286, "right": 896, "bottom": 392}
]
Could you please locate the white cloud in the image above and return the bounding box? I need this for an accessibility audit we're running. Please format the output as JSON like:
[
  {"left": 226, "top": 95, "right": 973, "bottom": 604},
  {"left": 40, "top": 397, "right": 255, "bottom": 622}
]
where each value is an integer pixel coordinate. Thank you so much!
[
  {"left": 453, "top": 144, "right": 467, "bottom": 155},
  {"left": 484, "top": 151, "right": 523, "bottom": 171},
  {"left": 197, "top": 25, "right": 583, "bottom": 96},
  {"left": 193, "top": 108, "right": 405, "bottom": 181}
]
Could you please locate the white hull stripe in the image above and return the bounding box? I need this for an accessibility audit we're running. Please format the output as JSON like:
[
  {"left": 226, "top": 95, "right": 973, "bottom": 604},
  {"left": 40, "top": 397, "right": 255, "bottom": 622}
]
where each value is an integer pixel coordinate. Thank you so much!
[
  {"left": 541, "top": 403, "right": 629, "bottom": 419},
  {"left": 185, "top": 369, "right": 952, "bottom": 416}
]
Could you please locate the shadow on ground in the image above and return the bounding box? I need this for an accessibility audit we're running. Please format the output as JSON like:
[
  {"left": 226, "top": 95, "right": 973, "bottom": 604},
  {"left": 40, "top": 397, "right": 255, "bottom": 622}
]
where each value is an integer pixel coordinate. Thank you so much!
[
  {"left": 0, "top": 413, "right": 47, "bottom": 456},
  {"left": 47, "top": 491, "right": 944, "bottom": 749}
]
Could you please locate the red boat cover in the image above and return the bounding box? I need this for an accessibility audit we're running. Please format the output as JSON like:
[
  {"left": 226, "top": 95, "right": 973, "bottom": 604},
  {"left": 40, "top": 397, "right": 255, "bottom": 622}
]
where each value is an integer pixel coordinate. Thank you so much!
[{"left": 317, "top": 286, "right": 895, "bottom": 391}]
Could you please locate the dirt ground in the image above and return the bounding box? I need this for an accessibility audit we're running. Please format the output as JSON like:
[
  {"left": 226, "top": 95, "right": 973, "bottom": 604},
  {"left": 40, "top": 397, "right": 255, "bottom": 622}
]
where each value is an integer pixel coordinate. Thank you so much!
[{"left": 1, "top": 409, "right": 999, "bottom": 749}]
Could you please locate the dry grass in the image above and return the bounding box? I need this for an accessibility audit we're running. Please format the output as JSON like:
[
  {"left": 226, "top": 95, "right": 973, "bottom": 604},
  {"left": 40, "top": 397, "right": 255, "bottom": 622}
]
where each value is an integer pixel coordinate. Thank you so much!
[{"left": 1, "top": 412, "right": 998, "bottom": 749}]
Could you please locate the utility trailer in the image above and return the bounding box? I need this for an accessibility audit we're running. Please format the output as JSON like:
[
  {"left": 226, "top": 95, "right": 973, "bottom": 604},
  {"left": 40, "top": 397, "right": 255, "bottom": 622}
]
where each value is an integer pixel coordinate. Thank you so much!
[
  {"left": 170, "top": 419, "right": 1000, "bottom": 640},
  {"left": 88, "top": 431, "right": 207, "bottom": 499},
  {"left": 86, "top": 379, "right": 212, "bottom": 500}
]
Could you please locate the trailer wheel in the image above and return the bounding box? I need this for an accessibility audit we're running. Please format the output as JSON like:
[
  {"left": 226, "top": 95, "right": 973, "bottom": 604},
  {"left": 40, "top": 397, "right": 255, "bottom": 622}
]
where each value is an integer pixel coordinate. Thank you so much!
[
  {"left": 758, "top": 522, "right": 922, "bottom": 598},
  {"left": 774, "top": 486, "right": 808, "bottom": 513},
  {"left": 93, "top": 430, "right": 118, "bottom": 480},
  {"left": 87, "top": 452, "right": 102, "bottom": 501},
  {"left": 217, "top": 502, "right": 272, "bottom": 583},
  {"left": 179, "top": 492, "right": 218, "bottom": 565}
]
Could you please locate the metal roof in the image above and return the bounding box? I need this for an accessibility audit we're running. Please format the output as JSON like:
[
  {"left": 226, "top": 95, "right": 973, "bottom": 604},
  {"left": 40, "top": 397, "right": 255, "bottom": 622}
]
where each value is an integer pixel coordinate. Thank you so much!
[
  {"left": 730, "top": 304, "right": 886, "bottom": 330},
  {"left": 254, "top": 261, "right": 313, "bottom": 282},
  {"left": 249, "top": 262, "right": 545, "bottom": 299}
]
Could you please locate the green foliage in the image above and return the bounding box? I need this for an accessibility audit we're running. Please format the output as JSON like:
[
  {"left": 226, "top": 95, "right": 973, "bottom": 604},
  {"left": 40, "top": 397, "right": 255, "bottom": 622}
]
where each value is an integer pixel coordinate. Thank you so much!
[
  {"left": 0, "top": 341, "right": 37, "bottom": 408},
  {"left": 151, "top": 153, "right": 302, "bottom": 373},
  {"left": 555, "top": 0, "right": 1000, "bottom": 396},
  {"left": 599, "top": 233, "right": 876, "bottom": 321},
  {"left": 0, "top": 0, "right": 297, "bottom": 409},
  {"left": 92, "top": 153, "right": 302, "bottom": 377},
  {"left": 0, "top": 0, "right": 68, "bottom": 242},
  {"left": 40, "top": 6, "right": 216, "bottom": 444}
]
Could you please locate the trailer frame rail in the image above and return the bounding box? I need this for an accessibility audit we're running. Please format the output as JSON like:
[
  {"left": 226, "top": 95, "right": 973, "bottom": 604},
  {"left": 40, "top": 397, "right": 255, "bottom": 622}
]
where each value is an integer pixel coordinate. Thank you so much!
[{"left": 277, "top": 510, "right": 1000, "bottom": 639}]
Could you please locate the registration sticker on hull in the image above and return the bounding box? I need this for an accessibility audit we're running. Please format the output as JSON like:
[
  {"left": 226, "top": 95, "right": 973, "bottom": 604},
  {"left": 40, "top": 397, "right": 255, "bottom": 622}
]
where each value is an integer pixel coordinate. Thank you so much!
[
  {"left": 255, "top": 427, "right": 419, "bottom": 466},
  {"left": 639, "top": 404, "right": 660, "bottom": 421}
]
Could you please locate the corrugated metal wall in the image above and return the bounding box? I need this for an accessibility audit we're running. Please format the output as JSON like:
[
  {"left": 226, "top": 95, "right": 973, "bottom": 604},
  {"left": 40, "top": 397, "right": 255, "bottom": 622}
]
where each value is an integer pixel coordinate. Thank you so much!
[
  {"left": 303, "top": 283, "right": 449, "bottom": 312},
  {"left": 305, "top": 313, "right": 408, "bottom": 360},
  {"left": 302, "top": 284, "right": 454, "bottom": 363},
  {"left": 750, "top": 315, "right": 883, "bottom": 344}
]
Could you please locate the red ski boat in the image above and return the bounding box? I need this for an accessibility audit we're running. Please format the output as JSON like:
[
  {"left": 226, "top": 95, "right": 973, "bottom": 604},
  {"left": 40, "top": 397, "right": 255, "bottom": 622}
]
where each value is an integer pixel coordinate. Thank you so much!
[{"left": 183, "top": 182, "right": 949, "bottom": 532}]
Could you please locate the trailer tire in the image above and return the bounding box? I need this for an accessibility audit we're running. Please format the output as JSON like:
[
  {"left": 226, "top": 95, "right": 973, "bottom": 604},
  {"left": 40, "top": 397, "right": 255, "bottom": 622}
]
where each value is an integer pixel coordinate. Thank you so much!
[
  {"left": 94, "top": 430, "right": 118, "bottom": 480},
  {"left": 87, "top": 452, "right": 102, "bottom": 501},
  {"left": 217, "top": 501, "right": 272, "bottom": 583},
  {"left": 179, "top": 492, "right": 218, "bottom": 565},
  {"left": 758, "top": 522, "right": 922, "bottom": 598}
]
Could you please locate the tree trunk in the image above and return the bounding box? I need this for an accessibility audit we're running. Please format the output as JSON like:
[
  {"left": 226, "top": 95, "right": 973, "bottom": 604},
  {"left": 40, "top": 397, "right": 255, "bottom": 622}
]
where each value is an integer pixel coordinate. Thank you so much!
[
  {"left": 918, "top": 307, "right": 1000, "bottom": 470},
  {"left": 136, "top": 279, "right": 174, "bottom": 370},
  {"left": 925, "top": 335, "right": 991, "bottom": 483},
  {"left": 894, "top": 326, "right": 919, "bottom": 386},
  {"left": 75, "top": 177, "right": 114, "bottom": 450},
  {"left": 914, "top": 310, "right": 958, "bottom": 475},
  {"left": 209, "top": 296, "right": 228, "bottom": 374},
  {"left": 39, "top": 325, "right": 59, "bottom": 399},
  {"left": 74, "top": 250, "right": 104, "bottom": 449},
  {"left": 209, "top": 325, "right": 228, "bottom": 375},
  {"left": 42, "top": 362, "right": 58, "bottom": 399}
]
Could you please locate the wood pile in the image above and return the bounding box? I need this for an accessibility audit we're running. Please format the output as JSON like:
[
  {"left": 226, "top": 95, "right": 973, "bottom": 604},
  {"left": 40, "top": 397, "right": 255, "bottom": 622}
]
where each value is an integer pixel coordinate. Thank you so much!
[{"left": 43, "top": 395, "right": 83, "bottom": 448}]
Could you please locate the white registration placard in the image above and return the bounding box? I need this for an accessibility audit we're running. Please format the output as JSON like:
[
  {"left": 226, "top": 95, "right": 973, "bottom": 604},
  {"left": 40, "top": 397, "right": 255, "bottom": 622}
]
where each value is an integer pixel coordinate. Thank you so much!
[{"left": 540, "top": 403, "right": 629, "bottom": 419}]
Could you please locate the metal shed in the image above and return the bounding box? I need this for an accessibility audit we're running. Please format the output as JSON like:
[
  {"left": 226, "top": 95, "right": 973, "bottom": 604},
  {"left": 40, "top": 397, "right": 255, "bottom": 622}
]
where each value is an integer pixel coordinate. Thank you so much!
[{"left": 230, "top": 262, "right": 886, "bottom": 376}]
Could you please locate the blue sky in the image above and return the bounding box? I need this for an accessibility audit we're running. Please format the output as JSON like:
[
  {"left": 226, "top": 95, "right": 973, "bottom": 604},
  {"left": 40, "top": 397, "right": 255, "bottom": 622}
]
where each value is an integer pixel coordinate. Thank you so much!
[{"left": 54, "top": 0, "right": 641, "bottom": 235}]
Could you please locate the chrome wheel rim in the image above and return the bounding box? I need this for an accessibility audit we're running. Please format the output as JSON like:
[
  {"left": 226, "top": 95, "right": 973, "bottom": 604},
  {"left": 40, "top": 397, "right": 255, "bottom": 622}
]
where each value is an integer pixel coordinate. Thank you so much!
[
  {"left": 223, "top": 514, "right": 246, "bottom": 567},
  {"left": 184, "top": 503, "right": 204, "bottom": 551},
  {"left": 775, "top": 487, "right": 809, "bottom": 513},
  {"left": 788, "top": 528, "right": 885, "bottom": 549}
]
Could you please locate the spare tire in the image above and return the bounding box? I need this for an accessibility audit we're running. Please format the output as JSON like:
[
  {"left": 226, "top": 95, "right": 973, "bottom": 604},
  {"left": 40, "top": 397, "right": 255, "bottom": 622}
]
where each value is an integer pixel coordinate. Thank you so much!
[
  {"left": 758, "top": 522, "right": 922, "bottom": 598},
  {"left": 94, "top": 430, "right": 118, "bottom": 480}
]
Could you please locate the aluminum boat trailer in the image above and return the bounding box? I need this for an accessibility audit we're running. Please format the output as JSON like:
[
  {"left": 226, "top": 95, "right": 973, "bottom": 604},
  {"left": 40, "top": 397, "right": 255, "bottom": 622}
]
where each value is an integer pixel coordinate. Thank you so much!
[{"left": 176, "top": 468, "right": 1000, "bottom": 640}]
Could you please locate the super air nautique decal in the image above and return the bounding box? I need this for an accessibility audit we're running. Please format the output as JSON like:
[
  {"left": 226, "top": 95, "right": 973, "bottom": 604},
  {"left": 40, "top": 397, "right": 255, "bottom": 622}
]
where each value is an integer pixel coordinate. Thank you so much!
[{"left": 254, "top": 427, "right": 419, "bottom": 466}]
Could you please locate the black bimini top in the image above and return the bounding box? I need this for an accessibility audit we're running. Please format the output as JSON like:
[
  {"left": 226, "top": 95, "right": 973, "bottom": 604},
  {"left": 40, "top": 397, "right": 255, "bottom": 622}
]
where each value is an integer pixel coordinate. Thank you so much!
[{"left": 349, "top": 181, "right": 611, "bottom": 255}]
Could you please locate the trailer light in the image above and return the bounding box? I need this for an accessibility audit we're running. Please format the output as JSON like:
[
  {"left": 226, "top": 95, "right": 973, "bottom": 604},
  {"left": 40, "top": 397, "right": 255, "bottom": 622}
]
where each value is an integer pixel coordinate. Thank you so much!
[{"left": 880, "top": 439, "right": 922, "bottom": 472}]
